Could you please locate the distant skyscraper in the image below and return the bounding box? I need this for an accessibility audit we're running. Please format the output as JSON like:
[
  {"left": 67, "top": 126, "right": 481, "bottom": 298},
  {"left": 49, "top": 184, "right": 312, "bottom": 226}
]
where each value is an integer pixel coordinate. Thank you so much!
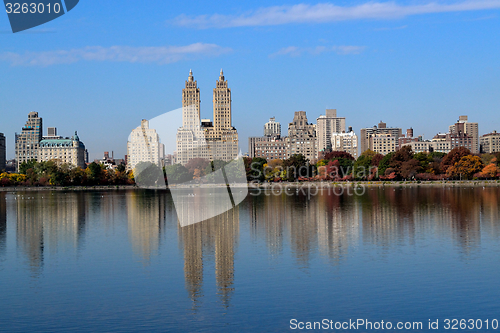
[
  {"left": 182, "top": 69, "right": 201, "bottom": 130},
  {"left": 0, "top": 133, "right": 5, "bottom": 171},
  {"left": 264, "top": 117, "right": 281, "bottom": 137},
  {"left": 39, "top": 131, "right": 86, "bottom": 168},
  {"left": 360, "top": 121, "right": 402, "bottom": 154},
  {"left": 287, "top": 111, "right": 317, "bottom": 161},
  {"left": 316, "top": 109, "right": 346, "bottom": 152},
  {"left": 15, "top": 111, "right": 43, "bottom": 171},
  {"left": 204, "top": 70, "right": 239, "bottom": 161},
  {"left": 127, "top": 119, "right": 165, "bottom": 171},
  {"left": 176, "top": 70, "right": 207, "bottom": 165},
  {"left": 449, "top": 116, "right": 479, "bottom": 154}
]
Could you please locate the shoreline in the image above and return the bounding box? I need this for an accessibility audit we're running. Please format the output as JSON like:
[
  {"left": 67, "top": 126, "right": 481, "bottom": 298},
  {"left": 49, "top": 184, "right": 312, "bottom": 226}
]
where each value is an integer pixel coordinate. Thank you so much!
[{"left": 1, "top": 180, "right": 499, "bottom": 192}]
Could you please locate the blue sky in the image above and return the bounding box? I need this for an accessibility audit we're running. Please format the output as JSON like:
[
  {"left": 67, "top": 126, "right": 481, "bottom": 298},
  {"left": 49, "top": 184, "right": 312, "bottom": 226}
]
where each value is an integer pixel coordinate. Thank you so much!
[{"left": 1, "top": 0, "right": 500, "bottom": 160}]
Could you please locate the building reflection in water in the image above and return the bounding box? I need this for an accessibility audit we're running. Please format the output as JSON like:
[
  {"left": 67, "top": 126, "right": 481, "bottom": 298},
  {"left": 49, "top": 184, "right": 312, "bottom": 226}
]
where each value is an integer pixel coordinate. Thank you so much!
[
  {"left": 126, "top": 190, "right": 165, "bottom": 264},
  {"left": 7, "top": 186, "right": 500, "bottom": 300},
  {"left": 178, "top": 192, "right": 239, "bottom": 309},
  {"left": 16, "top": 191, "right": 86, "bottom": 274},
  {"left": 359, "top": 187, "right": 490, "bottom": 255},
  {"left": 0, "top": 193, "right": 6, "bottom": 256},
  {"left": 247, "top": 188, "right": 360, "bottom": 266}
]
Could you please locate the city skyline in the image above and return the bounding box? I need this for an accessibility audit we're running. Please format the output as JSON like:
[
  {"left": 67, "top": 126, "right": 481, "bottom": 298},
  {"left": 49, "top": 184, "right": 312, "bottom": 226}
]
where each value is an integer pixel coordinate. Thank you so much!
[{"left": 1, "top": 1, "right": 500, "bottom": 160}]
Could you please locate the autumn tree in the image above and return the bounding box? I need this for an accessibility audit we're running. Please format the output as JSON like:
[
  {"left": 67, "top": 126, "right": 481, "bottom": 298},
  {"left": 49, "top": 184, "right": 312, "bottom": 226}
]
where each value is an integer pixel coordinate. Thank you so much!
[
  {"left": 440, "top": 147, "right": 471, "bottom": 175},
  {"left": 478, "top": 163, "right": 500, "bottom": 178},
  {"left": 446, "top": 155, "right": 484, "bottom": 180}
]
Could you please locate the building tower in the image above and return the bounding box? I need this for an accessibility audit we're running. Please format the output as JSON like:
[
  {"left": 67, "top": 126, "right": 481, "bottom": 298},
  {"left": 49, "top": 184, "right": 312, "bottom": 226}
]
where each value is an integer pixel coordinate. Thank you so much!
[
  {"left": 182, "top": 69, "right": 201, "bottom": 130},
  {"left": 127, "top": 119, "right": 165, "bottom": 171},
  {"left": 15, "top": 111, "right": 43, "bottom": 171},
  {"left": 449, "top": 116, "right": 479, "bottom": 154},
  {"left": 213, "top": 69, "right": 232, "bottom": 132},
  {"left": 264, "top": 117, "right": 281, "bottom": 137},
  {"left": 316, "top": 109, "right": 346, "bottom": 153},
  {"left": 287, "top": 111, "right": 317, "bottom": 161}
]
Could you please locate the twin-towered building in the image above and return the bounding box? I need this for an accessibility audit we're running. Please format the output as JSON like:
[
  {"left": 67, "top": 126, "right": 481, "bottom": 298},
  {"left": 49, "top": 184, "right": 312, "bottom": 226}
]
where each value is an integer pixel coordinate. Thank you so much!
[{"left": 176, "top": 70, "right": 239, "bottom": 165}]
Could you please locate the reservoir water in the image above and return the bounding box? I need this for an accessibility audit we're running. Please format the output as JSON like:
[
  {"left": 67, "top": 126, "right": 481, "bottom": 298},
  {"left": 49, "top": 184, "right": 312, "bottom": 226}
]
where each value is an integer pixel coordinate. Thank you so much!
[{"left": 1, "top": 186, "right": 500, "bottom": 332}]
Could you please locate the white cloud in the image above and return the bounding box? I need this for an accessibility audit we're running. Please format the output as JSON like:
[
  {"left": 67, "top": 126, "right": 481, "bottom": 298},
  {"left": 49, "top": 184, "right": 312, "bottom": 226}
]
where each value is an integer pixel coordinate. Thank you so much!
[
  {"left": 270, "top": 45, "right": 366, "bottom": 57},
  {"left": 0, "top": 43, "right": 232, "bottom": 66},
  {"left": 173, "top": 0, "right": 500, "bottom": 28}
]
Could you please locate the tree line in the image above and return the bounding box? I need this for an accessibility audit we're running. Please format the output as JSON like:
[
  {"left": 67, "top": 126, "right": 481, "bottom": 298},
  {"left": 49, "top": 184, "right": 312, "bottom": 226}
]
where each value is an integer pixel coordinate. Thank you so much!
[
  {"left": 244, "top": 147, "right": 500, "bottom": 182},
  {"left": 1, "top": 147, "right": 499, "bottom": 187}
]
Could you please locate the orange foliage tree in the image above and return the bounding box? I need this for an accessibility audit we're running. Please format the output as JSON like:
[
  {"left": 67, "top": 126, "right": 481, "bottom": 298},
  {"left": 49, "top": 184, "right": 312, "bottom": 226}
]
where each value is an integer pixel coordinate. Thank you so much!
[
  {"left": 478, "top": 163, "right": 500, "bottom": 178},
  {"left": 446, "top": 155, "right": 484, "bottom": 179}
]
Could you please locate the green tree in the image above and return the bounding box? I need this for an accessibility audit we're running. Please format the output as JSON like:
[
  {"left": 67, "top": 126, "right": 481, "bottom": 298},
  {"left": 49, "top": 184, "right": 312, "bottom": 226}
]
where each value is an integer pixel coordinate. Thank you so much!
[
  {"left": 164, "top": 164, "right": 192, "bottom": 184},
  {"left": 19, "top": 159, "right": 38, "bottom": 175},
  {"left": 378, "top": 152, "right": 395, "bottom": 176}
]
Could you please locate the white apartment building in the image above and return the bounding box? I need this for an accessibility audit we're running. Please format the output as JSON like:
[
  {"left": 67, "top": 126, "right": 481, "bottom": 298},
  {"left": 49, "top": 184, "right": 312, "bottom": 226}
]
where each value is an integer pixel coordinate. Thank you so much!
[{"left": 127, "top": 119, "right": 165, "bottom": 171}]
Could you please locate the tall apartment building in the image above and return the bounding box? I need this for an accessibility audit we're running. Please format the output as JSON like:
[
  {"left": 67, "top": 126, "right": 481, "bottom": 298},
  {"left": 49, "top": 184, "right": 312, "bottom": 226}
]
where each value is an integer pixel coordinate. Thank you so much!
[
  {"left": 204, "top": 70, "right": 239, "bottom": 161},
  {"left": 264, "top": 117, "right": 281, "bottom": 137},
  {"left": 360, "top": 121, "right": 402, "bottom": 154},
  {"left": 316, "top": 109, "right": 346, "bottom": 153},
  {"left": 0, "top": 133, "right": 5, "bottom": 171},
  {"left": 480, "top": 131, "right": 500, "bottom": 153},
  {"left": 15, "top": 111, "right": 43, "bottom": 171},
  {"left": 176, "top": 70, "right": 208, "bottom": 165},
  {"left": 176, "top": 70, "right": 238, "bottom": 165},
  {"left": 331, "top": 130, "right": 358, "bottom": 158},
  {"left": 287, "top": 111, "right": 317, "bottom": 161},
  {"left": 449, "top": 116, "right": 479, "bottom": 154},
  {"left": 39, "top": 131, "right": 86, "bottom": 168},
  {"left": 369, "top": 133, "right": 397, "bottom": 155},
  {"left": 127, "top": 119, "right": 165, "bottom": 171}
]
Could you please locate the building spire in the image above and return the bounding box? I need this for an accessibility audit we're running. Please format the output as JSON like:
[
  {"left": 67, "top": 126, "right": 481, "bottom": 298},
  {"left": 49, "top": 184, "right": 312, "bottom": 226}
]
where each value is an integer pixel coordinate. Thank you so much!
[{"left": 188, "top": 69, "right": 194, "bottom": 82}]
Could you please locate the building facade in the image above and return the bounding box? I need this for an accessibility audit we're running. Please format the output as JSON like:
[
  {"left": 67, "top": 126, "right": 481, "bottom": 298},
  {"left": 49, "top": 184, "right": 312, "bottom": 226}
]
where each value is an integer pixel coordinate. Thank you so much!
[
  {"left": 331, "top": 131, "right": 358, "bottom": 159},
  {"left": 15, "top": 111, "right": 43, "bottom": 171},
  {"left": 248, "top": 136, "right": 271, "bottom": 158},
  {"left": 127, "top": 119, "right": 165, "bottom": 171},
  {"left": 360, "top": 121, "right": 402, "bottom": 154},
  {"left": 39, "top": 131, "right": 86, "bottom": 168},
  {"left": 254, "top": 138, "right": 288, "bottom": 160},
  {"left": 449, "top": 116, "right": 479, "bottom": 154},
  {"left": 0, "top": 133, "right": 5, "bottom": 171},
  {"left": 287, "top": 111, "right": 317, "bottom": 161},
  {"left": 480, "top": 131, "right": 500, "bottom": 154},
  {"left": 369, "top": 133, "right": 397, "bottom": 155},
  {"left": 316, "top": 109, "right": 346, "bottom": 153},
  {"left": 264, "top": 117, "right": 281, "bottom": 138}
]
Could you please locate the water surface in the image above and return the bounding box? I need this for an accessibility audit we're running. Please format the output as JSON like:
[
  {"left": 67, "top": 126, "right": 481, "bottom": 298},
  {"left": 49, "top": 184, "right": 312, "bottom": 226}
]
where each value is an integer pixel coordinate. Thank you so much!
[{"left": 1, "top": 187, "right": 500, "bottom": 332}]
